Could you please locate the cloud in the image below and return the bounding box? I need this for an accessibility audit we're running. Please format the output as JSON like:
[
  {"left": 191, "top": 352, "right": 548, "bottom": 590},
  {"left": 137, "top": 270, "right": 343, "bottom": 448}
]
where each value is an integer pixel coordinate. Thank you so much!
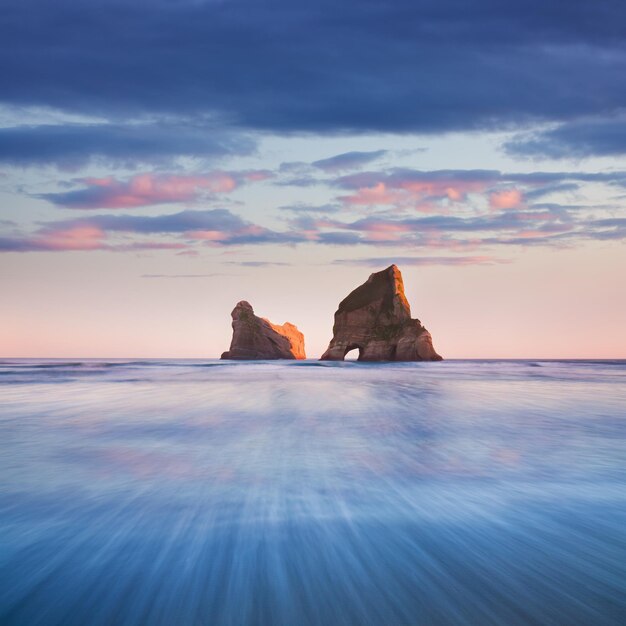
[
  {"left": 58, "top": 209, "right": 249, "bottom": 235},
  {"left": 329, "top": 168, "right": 626, "bottom": 212},
  {"left": 504, "top": 119, "right": 626, "bottom": 159},
  {"left": 312, "top": 150, "right": 387, "bottom": 172},
  {"left": 489, "top": 189, "right": 524, "bottom": 210},
  {"left": 315, "top": 231, "right": 364, "bottom": 245},
  {"left": 2, "top": 166, "right": 625, "bottom": 254},
  {"left": 335, "top": 169, "right": 500, "bottom": 208},
  {"left": 0, "top": 122, "right": 256, "bottom": 168},
  {"left": 589, "top": 218, "right": 626, "bottom": 228},
  {"left": 141, "top": 274, "right": 223, "bottom": 279},
  {"left": 0, "top": 225, "right": 105, "bottom": 252},
  {"left": 41, "top": 170, "right": 271, "bottom": 209},
  {"left": 341, "top": 206, "right": 575, "bottom": 237},
  {"left": 0, "top": 208, "right": 309, "bottom": 252},
  {"left": 0, "top": 224, "right": 188, "bottom": 253},
  {"left": 83, "top": 208, "right": 305, "bottom": 245},
  {"left": 524, "top": 183, "right": 580, "bottom": 200},
  {"left": 1, "top": 0, "right": 625, "bottom": 139},
  {"left": 332, "top": 256, "right": 504, "bottom": 267},
  {"left": 278, "top": 201, "right": 587, "bottom": 249},
  {"left": 336, "top": 168, "right": 501, "bottom": 190},
  {"left": 224, "top": 261, "right": 291, "bottom": 267}
]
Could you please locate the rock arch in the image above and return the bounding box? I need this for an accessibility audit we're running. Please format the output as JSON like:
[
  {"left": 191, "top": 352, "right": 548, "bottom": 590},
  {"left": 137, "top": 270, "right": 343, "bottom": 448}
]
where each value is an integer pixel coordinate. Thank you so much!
[{"left": 320, "top": 265, "right": 442, "bottom": 362}]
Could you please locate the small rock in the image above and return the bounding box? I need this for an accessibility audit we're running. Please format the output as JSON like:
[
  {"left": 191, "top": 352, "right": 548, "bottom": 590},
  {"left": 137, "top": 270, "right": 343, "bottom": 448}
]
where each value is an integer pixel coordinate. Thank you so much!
[{"left": 221, "top": 301, "right": 306, "bottom": 360}]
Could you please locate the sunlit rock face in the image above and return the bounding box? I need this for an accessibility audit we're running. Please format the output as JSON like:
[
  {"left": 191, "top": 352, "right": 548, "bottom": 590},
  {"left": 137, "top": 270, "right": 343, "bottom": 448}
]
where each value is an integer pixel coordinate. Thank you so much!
[
  {"left": 221, "top": 301, "right": 306, "bottom": 360},
  {"left": 320, "top": 265, "right": 442, "bottom": 361}
]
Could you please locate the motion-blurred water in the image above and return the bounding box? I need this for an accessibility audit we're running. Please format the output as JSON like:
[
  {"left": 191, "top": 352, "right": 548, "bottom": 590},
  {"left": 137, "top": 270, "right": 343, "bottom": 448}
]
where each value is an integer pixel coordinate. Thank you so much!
[{"left": 1, "top": 359, "right": 625, "bottom": 625}]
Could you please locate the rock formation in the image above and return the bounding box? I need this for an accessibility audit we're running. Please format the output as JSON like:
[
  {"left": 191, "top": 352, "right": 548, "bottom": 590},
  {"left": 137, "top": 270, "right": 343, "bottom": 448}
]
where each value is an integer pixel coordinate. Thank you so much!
[
  {"left": 320, "top": 265, "right": 442, "bottom": 361},
  {"left": 221, "top": 301, "right": 306, "bottom": 360}
]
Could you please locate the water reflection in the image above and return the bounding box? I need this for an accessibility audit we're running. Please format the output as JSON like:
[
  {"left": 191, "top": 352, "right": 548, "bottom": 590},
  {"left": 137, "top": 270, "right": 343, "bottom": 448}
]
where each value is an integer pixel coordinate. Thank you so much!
[{"left": 1, "top": 360, "right": 625, "bottom": 624}]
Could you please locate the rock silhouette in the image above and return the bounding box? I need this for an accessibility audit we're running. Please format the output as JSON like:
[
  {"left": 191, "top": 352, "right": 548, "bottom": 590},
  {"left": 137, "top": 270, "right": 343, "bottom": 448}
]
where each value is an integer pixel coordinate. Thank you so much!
[
  {"left": 320, "top": 265, "right": 442, "bottom": 361},
  {"left": 221, "top": 301, "right": 306, "bottom": 360}
]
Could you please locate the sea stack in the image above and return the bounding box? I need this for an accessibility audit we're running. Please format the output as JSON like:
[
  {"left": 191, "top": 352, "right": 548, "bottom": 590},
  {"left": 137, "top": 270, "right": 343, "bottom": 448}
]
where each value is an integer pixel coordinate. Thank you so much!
[
  {"left": 221, "top": 301, "right": 306, "bottom": 360},
  {"left": 320, "top": 265, "right": 442, "bottom": 361}
]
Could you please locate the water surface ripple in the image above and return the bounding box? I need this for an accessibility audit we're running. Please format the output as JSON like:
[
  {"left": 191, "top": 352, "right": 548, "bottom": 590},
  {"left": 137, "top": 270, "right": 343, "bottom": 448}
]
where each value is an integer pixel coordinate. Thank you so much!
[{"left": 1, "top": 359, "right": 625, "bottom": 625}]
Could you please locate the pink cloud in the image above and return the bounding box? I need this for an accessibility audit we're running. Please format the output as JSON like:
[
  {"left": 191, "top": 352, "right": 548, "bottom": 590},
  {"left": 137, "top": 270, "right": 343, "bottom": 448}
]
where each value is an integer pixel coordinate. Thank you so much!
[
  {"left": 44, "top": 170, "right": 272, "bottom": 209},
  {"left": 489, "top": 188, "right": 524, "bottom": 210},
  {"left": 339, "top": 178, "right": 490, "bottom": 210},
  {"left": 398, "top": 180, "right": 485, "bottom": 200},
  {"left": 39, "top": 225, "right": 106, "bottom": 251},
  {"left": 83, "top": 176, "right": 115, "bottom": 187},
  {"left": 185, "top": 230, "right": 229, "bottom": 241},
  {"left": 241, "top": 170, "right": 273, "bottom": 183},
  {"left": 7, "top": 224, "right": 189, "bottom": 253},
  {"left": 90, "top": 173, "right": 236, "bottom": 208},
  {"left": 357, "top": 221, "right": 413, "bottom": 233},
  {"left": 340, "top": 182, "right": 405, "bottom": 206}
]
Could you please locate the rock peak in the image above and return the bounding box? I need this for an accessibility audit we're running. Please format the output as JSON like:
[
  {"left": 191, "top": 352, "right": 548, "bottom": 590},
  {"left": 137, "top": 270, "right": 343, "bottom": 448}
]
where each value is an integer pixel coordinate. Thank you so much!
[
  {"left": 221, "top": 302, "right": 305, "bottom": 360},
  {"left": 232, "top": 300, "right": 254, "bottom": 316},
  {"left": 337, "top": 264, "right": 411, "bottom": 319},
  {"left": 321, "top": 265, "right": 442, "bottom": 361}
]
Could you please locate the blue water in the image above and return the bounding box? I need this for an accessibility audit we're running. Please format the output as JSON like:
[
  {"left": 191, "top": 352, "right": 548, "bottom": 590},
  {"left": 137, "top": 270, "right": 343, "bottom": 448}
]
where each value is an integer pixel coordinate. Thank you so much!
[{"left": 1, "top": 359, "right": 625, "bottom": 625}]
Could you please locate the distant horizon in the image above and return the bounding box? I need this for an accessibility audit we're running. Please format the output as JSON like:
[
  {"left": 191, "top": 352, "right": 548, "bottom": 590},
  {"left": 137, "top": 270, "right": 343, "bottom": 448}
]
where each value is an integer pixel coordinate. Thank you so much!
[{"left": 3, "top": 355, "right": 625, "bottom": 361}]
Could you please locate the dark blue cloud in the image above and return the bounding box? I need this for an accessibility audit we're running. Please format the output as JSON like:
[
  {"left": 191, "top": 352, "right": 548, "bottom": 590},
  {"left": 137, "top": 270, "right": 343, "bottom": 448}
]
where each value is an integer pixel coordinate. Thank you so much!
[
  {"left": 316, "top": 232, "right": 364, "bottom": 245},
  {"left": 45, "top": 208, "right": 307, "bottom": 245},
  {"left": 60, "top": 209, "right": 248, "bottom": 235},
  {"left": 312, "top": 151, "right": 387, "bottom": 172},
  {"left": 588, "top": 226, "right": 626, "bottom": 240},
  {"left": 588, "top": 217, "right": 626, "bottom": 234},
  {"left": 0, "top": 122, "right": 255, "bottom": 167},
  {"left": 0, "top": 236, "right": 31, "bottom": 252},
  {"left": 1, "top": 0, "right": 625, "bottom": 137},
  {"left": 523, "top": 183, "right": 580, "bottom": 200},
  {"left": 593, "top": 217, "right": 626, "bottom": 227},
  {"left": 504, "top": 119, "right": 626, "bottom": 159},
  {"left": 55, "top": 209, "right": 305, "bottom": 244}
]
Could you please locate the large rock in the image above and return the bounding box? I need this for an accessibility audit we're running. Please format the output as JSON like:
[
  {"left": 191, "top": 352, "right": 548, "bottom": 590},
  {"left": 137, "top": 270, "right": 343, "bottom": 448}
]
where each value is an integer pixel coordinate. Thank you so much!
[
  {"left": 320, "top": 265, "right": 442, "bottom": 361},
  {"left": 221, "top": 301, "right": 306, "bottom": 360}
]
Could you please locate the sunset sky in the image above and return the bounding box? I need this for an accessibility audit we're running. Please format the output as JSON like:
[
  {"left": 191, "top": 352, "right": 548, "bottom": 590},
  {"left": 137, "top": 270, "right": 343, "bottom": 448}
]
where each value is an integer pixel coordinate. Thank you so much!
[{"left": 1, "top": 0, "right": 625, "bottom": 358}]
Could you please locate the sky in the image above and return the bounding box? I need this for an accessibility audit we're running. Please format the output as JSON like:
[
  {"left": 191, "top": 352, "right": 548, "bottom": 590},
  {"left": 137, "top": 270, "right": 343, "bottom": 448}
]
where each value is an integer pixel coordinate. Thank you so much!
[{"left": 1, "top": 0, "right": 625, "bottom": 359}]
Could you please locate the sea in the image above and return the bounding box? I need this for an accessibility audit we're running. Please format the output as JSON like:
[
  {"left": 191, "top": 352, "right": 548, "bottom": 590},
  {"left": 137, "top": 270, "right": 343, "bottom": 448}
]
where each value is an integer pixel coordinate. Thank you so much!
[{"left": 0, "top": 359, "right": 625, "bottom": 625}]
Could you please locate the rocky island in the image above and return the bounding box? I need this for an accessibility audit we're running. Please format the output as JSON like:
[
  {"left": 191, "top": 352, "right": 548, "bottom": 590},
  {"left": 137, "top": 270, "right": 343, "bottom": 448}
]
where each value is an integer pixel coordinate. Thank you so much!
[
  {"left": 320, "top": 265, "right": 442, "bottom": 361},
  {"left": 221, "top": 301, "right": 306, "bottom": 360}
]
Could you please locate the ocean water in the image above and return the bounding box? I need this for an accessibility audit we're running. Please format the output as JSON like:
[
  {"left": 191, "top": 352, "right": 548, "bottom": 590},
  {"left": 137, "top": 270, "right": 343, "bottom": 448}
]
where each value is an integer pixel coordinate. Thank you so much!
[{"left": 0, "top": 359, "right": 625, "bottom": 626}]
